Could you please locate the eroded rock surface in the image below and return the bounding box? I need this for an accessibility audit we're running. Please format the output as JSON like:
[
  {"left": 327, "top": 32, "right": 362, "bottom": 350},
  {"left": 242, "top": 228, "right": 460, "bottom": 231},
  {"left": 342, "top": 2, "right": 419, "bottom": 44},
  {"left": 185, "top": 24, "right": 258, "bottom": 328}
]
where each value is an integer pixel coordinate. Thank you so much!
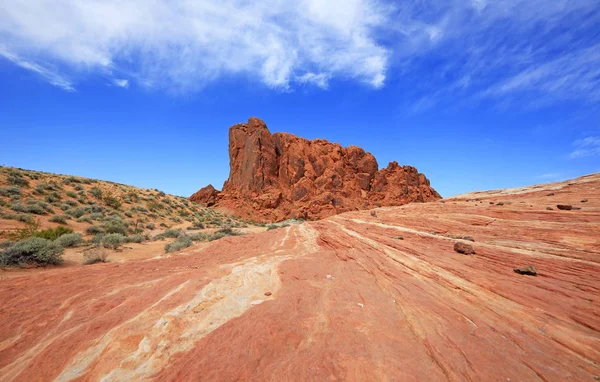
[
  {"left": 195, "top": 117, "right": 440, "bottom": 222},
  {"left": 1, "top": 173, "right": 599, "bottom": 381},
  {"left": 189, "top": 184, "right": 219, "bottom": 206}
]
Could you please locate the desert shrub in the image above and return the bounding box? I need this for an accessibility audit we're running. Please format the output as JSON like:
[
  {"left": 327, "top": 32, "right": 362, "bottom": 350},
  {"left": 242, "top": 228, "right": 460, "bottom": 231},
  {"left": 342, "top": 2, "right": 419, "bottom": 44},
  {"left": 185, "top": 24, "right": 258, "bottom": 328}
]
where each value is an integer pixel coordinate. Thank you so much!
[
  {"left": 89, "top": 186, "right": 103, "bottom": 199},
  {"left": 86, "top": 225, "right": 103, "bottom": 235},
  {"left": 266, "top": 224, "right": 278, "bottom": 231},
  {"left": 147, "top": 201, "right": 164, "bottom": 212},
  {"left": 103, "top": 194, "right": 122, "bottom": 210},
  {"left": 74, "top": 185, "right": 84, "bottom": 191},
  {"left": 2, "top": 213, "right": 34, "bottom": 223},
  {"left": 49, "top": 215, "right": 69, "bottom": 224},
  {"left": 157, "top": 191, "right": 166, "bottom": 197},
  {"left": 62, "top": 176, "right": 82, "bottom": 185},
  {"left": 76, "top": 215, "right": 93, "bottom": 224},
  {"left": 34, "top": 226, "right": 73, "bottom": 240},
  {"left": 123, "top": 234, "right": 144, "bottom": 244},
  {"left": 45, "top": 192, "right": 62, "bottom": 203},
  {"left": 7, "top": 174, "right": 29, "bottom": 188},
  {"left": 55, "top": 233, "right": 83, "bottom": 247},
  {"left": 146, "top": 223, "right": 155, "bottom": 230},
  {"left": 100, "top": 216, "right": 128, "bottom": 235},
  {"left": 0, "top": 241, "right": 15, "bottom": 250},
  {"left": 164, "top": 236, "right": 192, "bottom": 253},
  {"left": 186, "top": 226, "right": 201, "bottom": 231},
  {"left": 0, "top": 186, "right": 21, "bottom": 197},
  {"left": 163, "top": 229, "right": 182, "bottom": 238},
  {"left": 88, "top": 211, "right": 103, "bottom": 220},
  {"left": 0, "top": 237, "right": 63, "bottom": 266},
  {"left": 187, "top": 232, "right": 208, "bottom": 241},
  {"left": 170, "top": 217, "right": 182, "bottom": 223},
  {"left": 65, "top": 199, "right": 78, "bottom": 207},
  {"left": 60, "top": 204, "right": 71, "bottom": 211},
  {"left": 94, "top": 233, "right": 126, "bottom": 249},
  {"left": 66, "top": 191, "right": 77, "bottom": 198},
  {"left": 208, "top": 227, "right": 242, "bottom": 242},
  {"left": 83, "top": 246, "right": 110, "bottom": 264},
  {"left": 66, "top": 207, "right": 85, "bottom": 218},
  {"left": 11, "top": 202, "right": 46, "bottom": 215},
  {"left": 124, "top": 211, "right": 133, "bottom": 218}
]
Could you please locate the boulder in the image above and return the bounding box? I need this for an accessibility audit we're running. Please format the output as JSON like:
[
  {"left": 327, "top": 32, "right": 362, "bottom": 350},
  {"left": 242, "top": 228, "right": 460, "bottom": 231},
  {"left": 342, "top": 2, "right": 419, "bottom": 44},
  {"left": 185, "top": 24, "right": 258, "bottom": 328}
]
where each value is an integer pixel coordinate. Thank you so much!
[
  {"left": 454, "top": 242, "right": 475, "bottom": 255},
  {"left": 556, "top": 205, "right": 572, "bottom": 210},
  {"left": 513, "top": 265, "right": 538, "bottom": 276},
  {"left": 189, "top": 184, "right": 219, "bottom": 207}
]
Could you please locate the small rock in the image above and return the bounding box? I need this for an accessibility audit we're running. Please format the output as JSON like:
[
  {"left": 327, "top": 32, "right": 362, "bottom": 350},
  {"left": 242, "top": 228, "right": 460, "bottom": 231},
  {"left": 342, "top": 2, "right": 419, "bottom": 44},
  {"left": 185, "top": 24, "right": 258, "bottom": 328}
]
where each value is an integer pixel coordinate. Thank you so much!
[
  {"left": 357, "top": 303, "right": 364, "bottom": 308},
  {"left": 572, "top": 206, "right": 582, "bottom": 210},
  {"left": 461, "top": 236, "right": 475, "bottom": 242},
  {"left": 546, "top": 207, "right": 553, "bottom": 211},
  {"left": 557, "top": 204, "right": 572, "bottom": 210},
  {"left": 326, "top": 274, "right": 333, "bottom": 279},
  {"left": 489, "top": 202, "right": 495, "bottom": 205},
  {"left": 496, "top": 202, "right": 505, "bottom": 206},
  {"left": 393, "top": 235, "right": 404, "bottom": 240},
  {"left": 513, "top": 265, "right": 537, "bottom": 276},
  {"left": 581, "top": 199, "right": 588, "bottom": 203},
  {"left": 546, "top": 193, "right": 555, "bottom": 196},
  {"left": 370, "top": 211, "right": 377, "bottom": 217},
  {"left": 454, "top": 242, "right": 475, "bottom": 255},
  {"left": 264, "top": 292, "right": 272, "bottom": 296}
]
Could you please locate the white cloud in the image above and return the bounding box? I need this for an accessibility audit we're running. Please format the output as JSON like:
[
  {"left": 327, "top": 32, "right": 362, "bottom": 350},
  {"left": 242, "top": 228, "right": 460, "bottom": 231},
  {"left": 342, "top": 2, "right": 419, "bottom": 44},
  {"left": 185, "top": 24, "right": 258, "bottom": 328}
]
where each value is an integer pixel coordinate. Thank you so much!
[
  {"left": 0, "top": 45, "right": 75, "bottom": 92},
  {"left": 113, "top": 79, "right": 129, "bottom": 88},
  {"left": 0, "top": 0, "right": 390, "bottom": 92},
  {"left": 570, "top": 137, "right": 600, "bottom": 159}
]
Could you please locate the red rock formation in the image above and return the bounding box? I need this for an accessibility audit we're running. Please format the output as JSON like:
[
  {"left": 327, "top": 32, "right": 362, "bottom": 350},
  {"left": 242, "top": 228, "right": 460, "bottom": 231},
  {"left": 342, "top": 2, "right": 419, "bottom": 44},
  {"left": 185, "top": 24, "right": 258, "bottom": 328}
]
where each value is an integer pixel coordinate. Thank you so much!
[
  {"left": 203, "top": 117, "right": 440, "bottom": 221},
  {"left": 189, "top": 184, "right": 219, "bottom": 207}
]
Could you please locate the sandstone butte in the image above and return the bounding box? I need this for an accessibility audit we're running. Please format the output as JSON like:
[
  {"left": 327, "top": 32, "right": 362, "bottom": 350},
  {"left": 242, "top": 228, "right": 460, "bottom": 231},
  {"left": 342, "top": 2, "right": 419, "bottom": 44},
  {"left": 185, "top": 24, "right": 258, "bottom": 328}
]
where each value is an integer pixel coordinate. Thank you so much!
[
  {"left": 1, "top": 173, "right": 599, "bottom": 381},
  {"left": 190, "top": 117, "right": 441, "bottom": 222}
]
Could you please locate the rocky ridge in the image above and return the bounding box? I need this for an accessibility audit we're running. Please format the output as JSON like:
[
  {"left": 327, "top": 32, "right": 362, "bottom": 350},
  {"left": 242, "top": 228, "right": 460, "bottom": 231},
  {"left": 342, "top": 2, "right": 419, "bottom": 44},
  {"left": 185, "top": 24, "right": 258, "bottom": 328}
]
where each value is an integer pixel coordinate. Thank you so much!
[{"left": 197, "top": 117, "right": 440, "bottom": 222}]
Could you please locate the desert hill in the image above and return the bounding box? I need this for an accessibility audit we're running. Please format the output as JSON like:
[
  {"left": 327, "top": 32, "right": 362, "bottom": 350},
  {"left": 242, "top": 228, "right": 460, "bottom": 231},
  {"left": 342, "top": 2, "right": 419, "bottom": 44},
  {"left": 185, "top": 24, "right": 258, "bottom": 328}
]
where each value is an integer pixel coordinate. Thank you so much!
[
  {"left": 1, "top": 172, "right": 598, "bottom": 380},
  {"left": 192, "top": 117, "right": 440, "bottom": 222},
  {"left": 0, "top": 166, "right": 265, "bottom": 267}
]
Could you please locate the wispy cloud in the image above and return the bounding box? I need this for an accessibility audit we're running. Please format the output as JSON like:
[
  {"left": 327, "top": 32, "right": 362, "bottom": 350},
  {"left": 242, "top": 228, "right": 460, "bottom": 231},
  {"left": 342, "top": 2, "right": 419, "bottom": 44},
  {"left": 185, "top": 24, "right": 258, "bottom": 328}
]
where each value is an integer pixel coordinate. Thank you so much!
[
  {"left": 0, "top": 45, "right": 75, "bottom": 92},
  {"left": 569, "top": 136, "right": 600, "bottom": 159},
  {"left": 113, "top": 79, "right": 129, "bottom": 88},
  {"left": 0, "top": 0, "right": 390, "bottom": 93},
  {"left": 0, "top": 0, "right": 598, "bottom": 106}
]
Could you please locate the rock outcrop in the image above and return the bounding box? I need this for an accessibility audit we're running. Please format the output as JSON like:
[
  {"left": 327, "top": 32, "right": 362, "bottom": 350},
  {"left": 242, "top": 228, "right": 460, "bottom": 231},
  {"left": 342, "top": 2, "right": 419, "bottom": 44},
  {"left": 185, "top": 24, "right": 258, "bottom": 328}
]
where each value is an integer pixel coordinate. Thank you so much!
[
  {"left": 189, "top": 184, "right": 219, "bottom": 207},
  {"left": 197, "top": 117, "right": 440, "bottom": 221}
]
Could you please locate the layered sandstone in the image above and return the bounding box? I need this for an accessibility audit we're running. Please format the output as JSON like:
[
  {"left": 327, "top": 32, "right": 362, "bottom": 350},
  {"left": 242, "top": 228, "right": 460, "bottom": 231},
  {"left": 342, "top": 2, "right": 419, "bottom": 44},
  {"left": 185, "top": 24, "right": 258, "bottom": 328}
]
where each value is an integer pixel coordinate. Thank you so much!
[
  {"left": 204, "top": 117, "right": 440, "bottom": 221},
  {"left": 1, "top": 174, "right": 599, "bottom": 380},
  {"left": 189, "top": 184, "right": 219, "bottom": 206}
]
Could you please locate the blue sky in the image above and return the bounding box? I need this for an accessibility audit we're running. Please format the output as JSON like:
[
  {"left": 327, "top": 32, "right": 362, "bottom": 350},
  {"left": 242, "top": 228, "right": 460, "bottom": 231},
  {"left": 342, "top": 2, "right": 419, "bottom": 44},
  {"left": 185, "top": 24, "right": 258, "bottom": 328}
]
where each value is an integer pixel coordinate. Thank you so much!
[{"left": 1, "top": 0, "right": 599, "bottom": 197}]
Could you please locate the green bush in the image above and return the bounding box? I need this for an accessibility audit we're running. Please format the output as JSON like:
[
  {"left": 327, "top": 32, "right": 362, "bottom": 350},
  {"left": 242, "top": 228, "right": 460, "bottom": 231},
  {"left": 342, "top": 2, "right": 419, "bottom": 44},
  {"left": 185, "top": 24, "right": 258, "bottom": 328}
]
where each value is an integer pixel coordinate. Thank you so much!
[
  {"left": 100, "top": 216, "right": 128, "bottom": 235},
  {"left": 67, "top": 207, "right": 85, "bottom": 218},
  {"left": 123, "top": 234, "right": 144, "bottom": 243},
  {"left": 45, "top": 192, "right": 62, "bottom": 203},
  {"left": 103, "top": 193, "right": 122, "bottom": 210},
  {"left": 1, "top": 213, "right": 34, "bottom": 223},
  {"left": 7, "top": 174, "right": 29, "bottom": 188},
  {"left": 146, "top": 223, "right": 155, "bottom": 230},
  {"left": 97, "top": 233, "right": 126, "bottom": 249},
  {"left": 66, "top": 191, "right": 77, "bottom": 198},
  {"left": 11, "top": 202, "right": 47, "bottom": 215},
  {"left": 165, "top": 236, "right": 192, "bottom": 253},
  {"left": 77, "top": 215, "right": 93, "bottom": 224},
  {"left": 55, "top": 233, "right": 83, "bottom": 247},
  {"left": 74, "top": 185, "right": 84, "bottom": 191},
  {"left": 89, "top": 186, "right": 103, "bottom": 199},
  {"left": 0, "top": 186, "right": 21, "bottom": 197},
  {"left": 86, "top": 225, "right": 103, "bottom": 235},
  {"left": 34, "top": 226, "right": 74, "bottom": 240},
  {"left": 0, "top": 237, "right": 63, "bottom": 266},
  {"left": 65, "top": 199, "right": 78, "bottom": 207},
  {"left": 49, "top": 215, "right": 69, "bottom": 224}
]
